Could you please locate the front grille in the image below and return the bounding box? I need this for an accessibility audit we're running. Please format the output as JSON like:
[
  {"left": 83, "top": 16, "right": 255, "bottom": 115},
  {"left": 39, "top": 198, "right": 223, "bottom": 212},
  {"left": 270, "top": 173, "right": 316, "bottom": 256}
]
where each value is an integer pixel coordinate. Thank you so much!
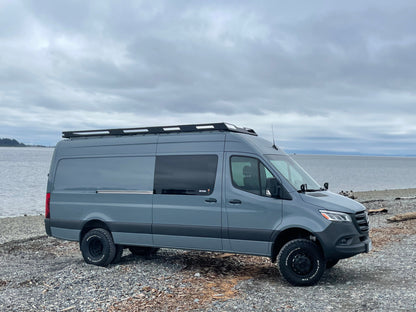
[{"left": 354, "top": 211, "right": 369, "bottom": 233}]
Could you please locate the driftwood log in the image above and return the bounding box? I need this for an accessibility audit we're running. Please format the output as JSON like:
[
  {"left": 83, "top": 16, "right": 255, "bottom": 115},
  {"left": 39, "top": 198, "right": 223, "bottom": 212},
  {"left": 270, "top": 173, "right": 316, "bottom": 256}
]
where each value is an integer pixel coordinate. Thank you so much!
[
  {"left": 387, "top": 212, "right": 416, "bottom": 223},
  {"left": 368, "top": 208, "right": 388, "bottom": 215},
  {"left": 394, "top": 196, "right": 416, "bottom": 200}
]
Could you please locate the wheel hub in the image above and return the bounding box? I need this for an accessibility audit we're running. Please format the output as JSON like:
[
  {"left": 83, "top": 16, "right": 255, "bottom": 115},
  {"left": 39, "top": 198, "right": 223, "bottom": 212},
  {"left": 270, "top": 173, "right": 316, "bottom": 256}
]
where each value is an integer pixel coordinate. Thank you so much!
[
  {"left": 89, "top": 238, "right": 103, "bottom": 257},
  {"left": 292, "top": 253, "right": 312, "bottom": 275}
]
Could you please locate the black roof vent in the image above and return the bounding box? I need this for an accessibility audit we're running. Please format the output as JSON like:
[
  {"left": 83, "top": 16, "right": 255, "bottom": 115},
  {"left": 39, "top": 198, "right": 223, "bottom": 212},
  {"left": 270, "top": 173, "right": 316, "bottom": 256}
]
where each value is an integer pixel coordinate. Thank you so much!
[{"left": 62, "top": 122, "right": 257, "bottom": 139}]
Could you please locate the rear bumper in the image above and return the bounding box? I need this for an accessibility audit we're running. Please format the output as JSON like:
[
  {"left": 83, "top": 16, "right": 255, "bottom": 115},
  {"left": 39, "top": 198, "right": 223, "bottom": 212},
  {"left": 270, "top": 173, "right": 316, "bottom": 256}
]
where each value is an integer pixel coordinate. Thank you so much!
[{"left": 44, "top": 218, "right": 52, "bottom": 236}]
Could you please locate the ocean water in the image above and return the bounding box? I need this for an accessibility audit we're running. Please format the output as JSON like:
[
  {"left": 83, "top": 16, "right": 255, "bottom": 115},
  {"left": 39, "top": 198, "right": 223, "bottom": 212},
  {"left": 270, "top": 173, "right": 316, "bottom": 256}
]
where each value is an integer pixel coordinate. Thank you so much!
[
  {"left": 0, "top": 147, "right": 54, "bottom": 218},
  {"left": 0, "top": 147, "right": 415, "bottom": 217},
  {"left": 292, "top": 154, "right": 416, "bottom": 193}
]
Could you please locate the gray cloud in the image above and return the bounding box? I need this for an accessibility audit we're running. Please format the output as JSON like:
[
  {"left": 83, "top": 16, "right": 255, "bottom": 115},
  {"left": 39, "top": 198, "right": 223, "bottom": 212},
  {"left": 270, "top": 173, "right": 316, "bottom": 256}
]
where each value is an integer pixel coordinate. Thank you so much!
[{"left": 0, "top": 1, "right": 415, "bottom": 154}]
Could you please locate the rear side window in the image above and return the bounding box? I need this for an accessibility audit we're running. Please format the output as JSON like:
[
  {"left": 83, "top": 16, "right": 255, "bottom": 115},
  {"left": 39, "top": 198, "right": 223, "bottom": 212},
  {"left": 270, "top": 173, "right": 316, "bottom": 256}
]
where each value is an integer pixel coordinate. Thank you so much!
[
  {"left": 154, "top": 155, "right": 218, "bottom": 195},
  {"left": 54, "top": 156, "right": 155, "bottom": 191}
]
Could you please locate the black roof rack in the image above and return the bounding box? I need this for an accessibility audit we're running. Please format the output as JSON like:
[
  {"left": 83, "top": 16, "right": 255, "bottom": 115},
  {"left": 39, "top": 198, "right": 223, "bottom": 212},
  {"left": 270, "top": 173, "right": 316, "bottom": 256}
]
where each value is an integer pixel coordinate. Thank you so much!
[{"left": 62, "top": 122, "right": 257, "bottom": 139}]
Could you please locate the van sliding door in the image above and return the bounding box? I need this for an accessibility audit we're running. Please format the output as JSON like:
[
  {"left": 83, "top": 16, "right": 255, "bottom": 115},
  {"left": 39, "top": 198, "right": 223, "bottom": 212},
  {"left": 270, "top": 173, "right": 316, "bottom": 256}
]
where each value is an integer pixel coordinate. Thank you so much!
[{"left": 152, "top": 154, "right": 223, "bottom": 250}]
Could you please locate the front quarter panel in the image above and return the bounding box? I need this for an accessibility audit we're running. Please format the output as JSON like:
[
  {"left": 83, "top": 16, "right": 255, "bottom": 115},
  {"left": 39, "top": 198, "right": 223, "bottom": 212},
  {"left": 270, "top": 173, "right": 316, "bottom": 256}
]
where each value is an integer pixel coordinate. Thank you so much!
[
  {"left": 278, "top": 195, "right": 370, "bottom": 260},
  {"left": 278, "top": 199, "right": 329, "bottom": 235}
]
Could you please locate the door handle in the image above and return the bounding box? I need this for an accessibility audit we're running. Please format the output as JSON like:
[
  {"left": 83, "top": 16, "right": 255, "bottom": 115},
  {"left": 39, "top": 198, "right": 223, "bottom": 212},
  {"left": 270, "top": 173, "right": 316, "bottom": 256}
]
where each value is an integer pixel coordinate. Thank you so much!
[
  {"left": 205, "top": 198, "right": 217, "bottom": 203},
  {"left": 229, "top": 199, "right": 242, "bottom": 204}
]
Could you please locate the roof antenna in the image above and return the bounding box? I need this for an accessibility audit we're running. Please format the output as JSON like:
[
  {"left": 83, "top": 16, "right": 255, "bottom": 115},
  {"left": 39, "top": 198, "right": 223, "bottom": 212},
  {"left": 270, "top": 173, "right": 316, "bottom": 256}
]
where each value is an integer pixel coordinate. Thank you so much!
[{"left": 272, "top": 125, "right": 278, "bottom": 150}]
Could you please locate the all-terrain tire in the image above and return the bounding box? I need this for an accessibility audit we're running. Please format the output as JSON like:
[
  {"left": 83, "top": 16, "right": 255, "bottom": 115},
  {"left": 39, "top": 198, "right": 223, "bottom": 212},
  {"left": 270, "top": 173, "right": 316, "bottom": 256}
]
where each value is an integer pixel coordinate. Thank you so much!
[
  {"left": 277, "top": 239, "right": 325, "bottom": 286},
  {"left": 80, "top": 228, "right": 116, "bottom": 266},
  {"left": 111, "top": 245, "right": 124, "bottom": 264}
]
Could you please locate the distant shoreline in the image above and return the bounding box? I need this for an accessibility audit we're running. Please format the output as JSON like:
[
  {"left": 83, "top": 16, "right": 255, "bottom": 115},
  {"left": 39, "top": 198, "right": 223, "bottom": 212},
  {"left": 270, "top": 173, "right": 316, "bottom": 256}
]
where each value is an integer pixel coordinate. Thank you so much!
[
  {"left": 0, "top": 145, "right": 53, "bottom": 148},
  {"left": 0, "top": 137, "right": 52, "bottom": 148},
  {"left": 29, "top": 145, "right": 52, "bottom": 148}
]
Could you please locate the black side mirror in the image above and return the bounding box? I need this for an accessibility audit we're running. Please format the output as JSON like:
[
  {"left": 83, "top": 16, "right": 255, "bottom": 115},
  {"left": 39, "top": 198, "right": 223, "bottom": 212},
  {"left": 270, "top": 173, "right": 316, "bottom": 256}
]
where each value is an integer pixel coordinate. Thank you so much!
[
  {"left": 324, "top": 182, "right": 329, "bottom": 190},
  {"left": 266, "top": 178, "right": 281, "bottom": 198},
  {"left": 300, "top": 184, "right": 307, "bottom": 193}
]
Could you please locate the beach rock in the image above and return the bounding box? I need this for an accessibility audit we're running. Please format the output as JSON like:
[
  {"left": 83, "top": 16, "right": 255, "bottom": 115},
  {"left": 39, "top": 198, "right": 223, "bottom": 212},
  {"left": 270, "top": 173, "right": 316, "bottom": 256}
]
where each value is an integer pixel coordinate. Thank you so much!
[{"left": 339, "top": 190, "right": 356, "bottom": 199}]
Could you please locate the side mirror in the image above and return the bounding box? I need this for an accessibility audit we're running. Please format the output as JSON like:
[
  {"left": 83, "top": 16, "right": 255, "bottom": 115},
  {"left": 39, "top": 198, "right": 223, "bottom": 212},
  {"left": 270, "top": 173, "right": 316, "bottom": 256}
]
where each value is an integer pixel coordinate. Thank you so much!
[
  {"left": 300, "top": 184, "right": 307, "bottom": 193},
  {"left": 266, "top": 178, "right": 281, "bottom": 198},
  {"left": 324, "top": 182, "right": 329, "bottom": 190}
]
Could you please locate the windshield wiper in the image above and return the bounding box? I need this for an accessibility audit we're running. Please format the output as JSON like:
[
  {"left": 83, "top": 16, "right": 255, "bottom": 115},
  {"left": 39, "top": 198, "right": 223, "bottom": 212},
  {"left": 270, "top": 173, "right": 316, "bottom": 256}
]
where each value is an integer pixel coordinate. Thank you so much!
[{"left": 297, "top": 188, "right": 322, "bottom": 193}]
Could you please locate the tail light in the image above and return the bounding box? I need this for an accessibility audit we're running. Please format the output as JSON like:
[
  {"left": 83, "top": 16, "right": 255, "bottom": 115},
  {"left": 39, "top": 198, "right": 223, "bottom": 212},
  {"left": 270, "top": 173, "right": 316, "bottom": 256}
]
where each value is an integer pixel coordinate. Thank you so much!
[{"left": 45, "top": 193, "right": 51, "bottom": 218}]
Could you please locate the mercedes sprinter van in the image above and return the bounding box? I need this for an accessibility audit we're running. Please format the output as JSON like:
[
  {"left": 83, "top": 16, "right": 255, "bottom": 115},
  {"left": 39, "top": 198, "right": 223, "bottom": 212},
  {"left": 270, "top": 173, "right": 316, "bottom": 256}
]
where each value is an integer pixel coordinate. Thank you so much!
[{"left": 45, "top": 123, "right": 371, "bottom": 286}]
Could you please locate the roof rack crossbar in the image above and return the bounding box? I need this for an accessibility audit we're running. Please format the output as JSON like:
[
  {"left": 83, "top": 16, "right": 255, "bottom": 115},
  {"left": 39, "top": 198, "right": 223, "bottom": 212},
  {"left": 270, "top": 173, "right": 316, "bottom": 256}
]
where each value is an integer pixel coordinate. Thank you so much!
[{"left": 62, "top": 122, "right": 257, "bottom": 138}]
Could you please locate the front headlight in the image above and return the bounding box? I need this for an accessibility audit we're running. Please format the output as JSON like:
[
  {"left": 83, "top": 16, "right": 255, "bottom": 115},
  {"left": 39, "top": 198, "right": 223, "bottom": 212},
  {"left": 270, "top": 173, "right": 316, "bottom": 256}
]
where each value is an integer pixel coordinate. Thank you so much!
[{"left": 320, "top": 210, "right": 352, "bottom": 222}]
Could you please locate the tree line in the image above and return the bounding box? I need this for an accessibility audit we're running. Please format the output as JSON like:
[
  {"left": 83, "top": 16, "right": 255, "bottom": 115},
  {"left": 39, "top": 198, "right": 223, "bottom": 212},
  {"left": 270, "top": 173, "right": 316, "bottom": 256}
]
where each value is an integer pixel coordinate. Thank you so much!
[{"left": 0, "top": 138, "right": 26, "bottom": 147}]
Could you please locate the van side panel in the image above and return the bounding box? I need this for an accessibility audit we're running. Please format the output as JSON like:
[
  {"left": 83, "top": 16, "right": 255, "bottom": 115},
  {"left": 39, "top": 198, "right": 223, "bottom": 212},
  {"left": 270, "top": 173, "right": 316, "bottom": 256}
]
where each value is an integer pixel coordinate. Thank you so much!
[{"left": 49, "top": 139, "right": 157, "bottom": 245}]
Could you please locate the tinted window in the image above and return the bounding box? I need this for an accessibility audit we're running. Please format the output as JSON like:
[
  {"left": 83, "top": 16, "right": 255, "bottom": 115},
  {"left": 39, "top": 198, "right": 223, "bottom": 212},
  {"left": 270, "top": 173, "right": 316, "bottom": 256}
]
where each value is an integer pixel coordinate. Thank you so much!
[
  {"left": 154, "top": 155, "right": 218, "bottom": 195},
  {"left": 54, "top": 156, "right": 155, "bottom": 191},
  {"left": 231, "top": 156, "right": 275, "bottom": 196}
]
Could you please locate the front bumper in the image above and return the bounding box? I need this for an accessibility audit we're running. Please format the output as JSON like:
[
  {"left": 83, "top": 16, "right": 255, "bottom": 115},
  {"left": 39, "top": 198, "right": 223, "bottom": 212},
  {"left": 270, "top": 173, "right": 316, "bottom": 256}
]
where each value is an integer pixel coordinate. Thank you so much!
[{"left": 317, "top": 222, "right": 371, "bottom": 260}]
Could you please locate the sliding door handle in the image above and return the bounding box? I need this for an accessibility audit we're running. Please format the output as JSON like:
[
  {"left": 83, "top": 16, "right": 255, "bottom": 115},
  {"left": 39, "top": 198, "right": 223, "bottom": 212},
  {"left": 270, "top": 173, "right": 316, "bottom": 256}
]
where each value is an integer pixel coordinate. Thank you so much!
[
  {"left": 205, "top": 198, "right": 217, "bottom": 203},
  {"left": 229, "top": 199, "right": 242, "bottom": 204}
]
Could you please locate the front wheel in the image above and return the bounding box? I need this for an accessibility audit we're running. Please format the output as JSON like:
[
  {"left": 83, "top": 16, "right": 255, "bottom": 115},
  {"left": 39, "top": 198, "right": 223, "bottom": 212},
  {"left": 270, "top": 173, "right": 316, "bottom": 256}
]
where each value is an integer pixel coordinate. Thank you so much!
[
  {"left": 80, "top": 228, "right": 116, "bottom": 266},
  {"left": 277, "top": 239, "right": 325, "bottom": 286}
]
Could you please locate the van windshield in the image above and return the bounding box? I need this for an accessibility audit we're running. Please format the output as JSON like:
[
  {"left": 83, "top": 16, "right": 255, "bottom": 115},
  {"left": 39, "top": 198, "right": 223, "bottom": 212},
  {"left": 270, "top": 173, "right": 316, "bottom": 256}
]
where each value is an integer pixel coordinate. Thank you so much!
[{"left": 266, "top": 154, "right": 322, "bottom": 191}]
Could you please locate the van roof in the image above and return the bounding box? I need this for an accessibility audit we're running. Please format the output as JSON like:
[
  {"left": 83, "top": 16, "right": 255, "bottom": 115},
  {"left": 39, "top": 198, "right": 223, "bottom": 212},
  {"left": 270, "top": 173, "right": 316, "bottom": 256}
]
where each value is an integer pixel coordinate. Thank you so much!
[{"left": 62, "top": 122, "right": 257, "bottom": 139}]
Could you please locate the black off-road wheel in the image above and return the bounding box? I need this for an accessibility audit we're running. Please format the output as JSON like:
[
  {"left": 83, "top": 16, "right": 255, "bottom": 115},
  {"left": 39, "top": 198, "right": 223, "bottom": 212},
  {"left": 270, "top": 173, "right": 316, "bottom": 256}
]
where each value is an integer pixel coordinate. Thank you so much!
[
  {"left": 80, "top": 228, "right": 116, "bottom": 266},
  {"left": 277, "top": 239, "right": 325, "bottom": 286}
]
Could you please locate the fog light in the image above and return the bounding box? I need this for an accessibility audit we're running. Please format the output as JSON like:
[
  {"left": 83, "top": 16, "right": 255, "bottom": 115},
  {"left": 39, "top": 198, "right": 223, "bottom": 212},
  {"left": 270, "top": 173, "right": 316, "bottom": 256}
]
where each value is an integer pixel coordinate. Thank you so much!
[{"left": 337, "top": 237, "right": 353, "bottom": 246}]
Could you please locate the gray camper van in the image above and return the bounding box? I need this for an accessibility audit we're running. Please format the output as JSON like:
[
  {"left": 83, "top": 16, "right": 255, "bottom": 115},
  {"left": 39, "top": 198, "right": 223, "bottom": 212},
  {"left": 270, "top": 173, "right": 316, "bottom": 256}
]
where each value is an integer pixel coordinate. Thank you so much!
[{"left": 45, "top": 122, "right": 371, "bottom": 286}]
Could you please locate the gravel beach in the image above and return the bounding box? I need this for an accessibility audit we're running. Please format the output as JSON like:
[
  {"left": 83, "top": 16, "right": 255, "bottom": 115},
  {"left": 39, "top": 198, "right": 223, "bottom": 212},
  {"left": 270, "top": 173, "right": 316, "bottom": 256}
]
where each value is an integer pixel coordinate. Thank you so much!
[{"left": 1, "top": 188, "right": 415, "bottom": 311}]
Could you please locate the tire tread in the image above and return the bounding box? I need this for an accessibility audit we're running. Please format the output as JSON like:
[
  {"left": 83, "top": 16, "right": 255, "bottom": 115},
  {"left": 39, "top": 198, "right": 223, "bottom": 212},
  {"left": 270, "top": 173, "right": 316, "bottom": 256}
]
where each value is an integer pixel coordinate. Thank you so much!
[
  {"left": 277, "top": 238, "right": 325, "bottom": 286},
  {"left": 80, "top": 228, "right": 116, "bottom": 267}
]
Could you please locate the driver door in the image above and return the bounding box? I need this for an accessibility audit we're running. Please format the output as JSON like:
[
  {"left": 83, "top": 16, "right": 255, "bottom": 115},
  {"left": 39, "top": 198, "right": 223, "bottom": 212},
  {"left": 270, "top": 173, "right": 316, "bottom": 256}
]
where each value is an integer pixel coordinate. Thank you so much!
[{"left": 223, "top": 154, "right": 283, "bottom": 255}]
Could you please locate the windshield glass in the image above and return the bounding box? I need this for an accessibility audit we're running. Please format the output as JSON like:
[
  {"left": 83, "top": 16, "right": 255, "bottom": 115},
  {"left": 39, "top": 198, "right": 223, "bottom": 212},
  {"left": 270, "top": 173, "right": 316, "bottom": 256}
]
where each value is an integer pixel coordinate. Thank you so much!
[{"left": 266, "top": 154, "right": 321, "bottom": 191}]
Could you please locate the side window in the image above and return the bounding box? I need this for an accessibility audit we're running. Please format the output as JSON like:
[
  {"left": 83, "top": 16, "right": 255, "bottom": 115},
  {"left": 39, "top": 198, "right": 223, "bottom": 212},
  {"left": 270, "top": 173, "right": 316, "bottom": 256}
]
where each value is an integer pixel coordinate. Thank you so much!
[
  {"left": 154, "top": 155, "right": 218, "bottom": 195},
  {"left": 54, "top": 156, "right": 155, "bottom": 191},
  {"left": 230, "top": 156, "right": 260, "bottom": 195},
  {"left": 259, "top": 163, "right": 275, "bottom": 196},
  {"left": 230, "top": 156, "right": 276, "bottom": 197}
]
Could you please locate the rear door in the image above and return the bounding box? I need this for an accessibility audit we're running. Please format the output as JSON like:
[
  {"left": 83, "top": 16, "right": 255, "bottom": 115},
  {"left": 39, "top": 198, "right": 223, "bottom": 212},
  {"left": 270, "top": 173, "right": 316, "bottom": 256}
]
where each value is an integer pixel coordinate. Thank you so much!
[
  {"left": 223, "top": 153, "right": 283, "bottom": 255},
  {"left": 152, "top": 153, "right": 223, "bottom": 250}
]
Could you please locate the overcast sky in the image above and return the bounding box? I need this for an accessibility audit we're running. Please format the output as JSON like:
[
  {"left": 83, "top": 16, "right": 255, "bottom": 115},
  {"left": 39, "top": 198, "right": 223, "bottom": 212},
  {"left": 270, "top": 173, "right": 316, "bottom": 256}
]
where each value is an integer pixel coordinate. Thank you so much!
[{"left": 1, "top": 0, "right": 415, "bottom": 155}]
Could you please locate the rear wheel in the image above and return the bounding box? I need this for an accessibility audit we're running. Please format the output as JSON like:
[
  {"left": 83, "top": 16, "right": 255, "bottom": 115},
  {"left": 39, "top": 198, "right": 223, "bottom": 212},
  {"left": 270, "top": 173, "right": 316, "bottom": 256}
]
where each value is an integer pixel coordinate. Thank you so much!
[
  {"left": 80, "top": 228, "right": 116, "bottom": 266},
  {"left": 277, "top": 239, "right": 325, "bottom": 286}
]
